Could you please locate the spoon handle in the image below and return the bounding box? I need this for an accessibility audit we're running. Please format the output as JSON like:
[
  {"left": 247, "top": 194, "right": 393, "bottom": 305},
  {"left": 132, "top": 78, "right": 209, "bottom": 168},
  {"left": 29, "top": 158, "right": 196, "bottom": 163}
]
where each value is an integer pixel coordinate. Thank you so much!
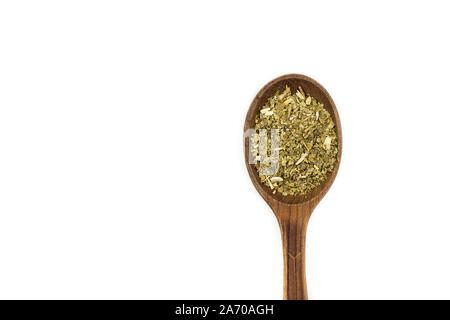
[{"left": 277, "top": 205, "right": 312, "bottom": 300}]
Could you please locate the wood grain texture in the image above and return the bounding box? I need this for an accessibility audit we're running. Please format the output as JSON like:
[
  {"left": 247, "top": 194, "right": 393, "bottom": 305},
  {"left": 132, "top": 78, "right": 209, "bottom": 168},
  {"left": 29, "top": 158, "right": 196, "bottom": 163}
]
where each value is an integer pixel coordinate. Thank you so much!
[{"left": 243, "top": 74, "right": 342, "bottom": 300}]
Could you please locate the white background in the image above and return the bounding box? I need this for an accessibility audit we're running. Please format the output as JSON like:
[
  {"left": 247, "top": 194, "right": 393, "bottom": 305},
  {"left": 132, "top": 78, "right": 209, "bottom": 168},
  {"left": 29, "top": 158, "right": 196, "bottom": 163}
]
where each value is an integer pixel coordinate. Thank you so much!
[{"left": 0, "top": 1, "right": 449, "bottom": 299}]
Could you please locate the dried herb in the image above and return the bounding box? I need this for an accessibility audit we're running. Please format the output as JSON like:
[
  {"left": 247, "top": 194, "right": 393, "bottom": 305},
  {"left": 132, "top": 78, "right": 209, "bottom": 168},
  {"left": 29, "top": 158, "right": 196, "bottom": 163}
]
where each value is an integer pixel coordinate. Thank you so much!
[{"left": 252, "top": 85, "right": 338, "bottom": 196}]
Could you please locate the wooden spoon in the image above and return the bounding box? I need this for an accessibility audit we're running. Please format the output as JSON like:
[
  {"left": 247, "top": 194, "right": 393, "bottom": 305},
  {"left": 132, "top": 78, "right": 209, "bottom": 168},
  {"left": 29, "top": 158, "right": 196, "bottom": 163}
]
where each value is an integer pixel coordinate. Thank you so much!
[{"left": 243, "top": 74, "right": 342, "bottom": 300}]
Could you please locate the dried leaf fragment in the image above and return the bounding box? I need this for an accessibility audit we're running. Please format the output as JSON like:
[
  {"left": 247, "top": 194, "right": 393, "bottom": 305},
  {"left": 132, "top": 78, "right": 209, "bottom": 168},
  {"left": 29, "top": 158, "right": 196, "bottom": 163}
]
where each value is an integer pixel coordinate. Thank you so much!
[
  {"left": 296, "top": 90, "right": 304, "bottom": 100},
  {"left": 295, "top": 153, "right": 308, "bottom": 165},
  {"left": 305, "top": 96, "right": 312, "bottom": 105},
  {"left": 323, "top": 136, "right": 332, "bottom": 151}
]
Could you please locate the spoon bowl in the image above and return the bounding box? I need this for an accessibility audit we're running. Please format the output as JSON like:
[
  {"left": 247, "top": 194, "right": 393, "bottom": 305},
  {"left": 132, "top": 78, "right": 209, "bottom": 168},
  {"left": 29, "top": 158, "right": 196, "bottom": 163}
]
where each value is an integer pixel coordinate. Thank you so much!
[{"left": 243, "top": 74, "right": 342, "bottom": 299}]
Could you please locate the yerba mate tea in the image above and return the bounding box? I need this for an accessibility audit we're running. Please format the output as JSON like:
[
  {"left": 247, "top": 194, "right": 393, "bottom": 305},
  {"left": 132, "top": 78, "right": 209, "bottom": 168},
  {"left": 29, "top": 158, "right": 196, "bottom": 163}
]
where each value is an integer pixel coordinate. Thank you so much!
[{"left": 252, "top": 85, "right": 339, "bottom": 196}]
